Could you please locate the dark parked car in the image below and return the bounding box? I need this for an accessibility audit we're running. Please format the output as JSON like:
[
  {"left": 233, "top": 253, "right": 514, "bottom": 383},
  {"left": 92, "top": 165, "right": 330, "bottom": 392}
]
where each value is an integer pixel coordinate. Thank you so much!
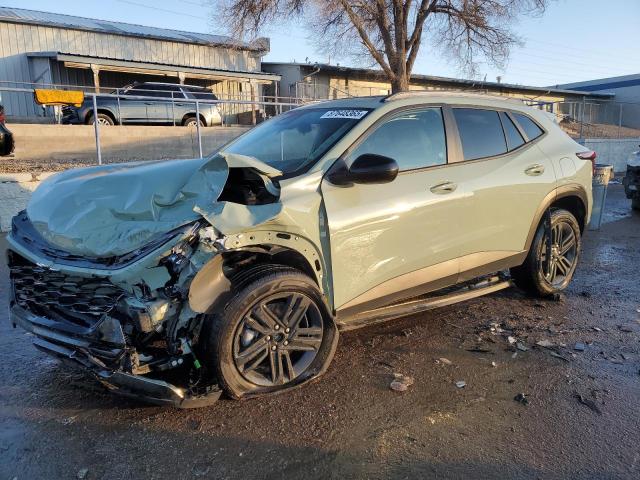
[
  {"left": 0, "top": 105, "right": 15, "bottom": 156},
  {"left": 62, "top": 82, "right": 222, "bottom": 127}
]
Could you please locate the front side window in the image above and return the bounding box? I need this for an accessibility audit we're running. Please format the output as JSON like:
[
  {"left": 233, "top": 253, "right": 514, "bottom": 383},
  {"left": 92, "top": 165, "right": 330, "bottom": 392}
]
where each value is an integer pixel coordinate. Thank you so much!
[
  {"left": 221, "top": 107, "right": 371, "bottom": 176},
  {"left": 348, "top": 108, "right": 447, "bottom": 170},
  {"left": 453, "top": 108, "right": 508, "bottom": 161},
  {"left": 512, "top": 112, "right": 544, "bottom": 141}
]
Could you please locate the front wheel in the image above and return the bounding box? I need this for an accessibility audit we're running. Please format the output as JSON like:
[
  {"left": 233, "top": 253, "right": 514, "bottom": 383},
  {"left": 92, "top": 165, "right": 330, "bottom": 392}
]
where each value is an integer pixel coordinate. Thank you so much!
[
  {"left": 202, "top": 266, "right": 338, "bottom": 399},
  {"left": 88, "top": 113, "right": 114, "bottom": 126},
  {"left": 511, "top": 208, "right": 582, "bottom": 297}
]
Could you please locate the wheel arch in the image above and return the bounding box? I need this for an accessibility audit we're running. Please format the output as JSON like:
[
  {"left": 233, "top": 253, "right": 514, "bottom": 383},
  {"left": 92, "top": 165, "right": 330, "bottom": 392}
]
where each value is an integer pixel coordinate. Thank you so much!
[
  {"left": 189, "top": 233, "right": 327, "bottom": 315},
  {"left": 524, "top": 184, "right": 589, "bottom": 252}
]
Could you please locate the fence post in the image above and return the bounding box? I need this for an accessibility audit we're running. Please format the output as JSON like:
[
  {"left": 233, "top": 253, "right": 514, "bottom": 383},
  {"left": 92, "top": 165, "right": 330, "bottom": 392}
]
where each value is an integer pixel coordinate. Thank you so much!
[
  {"left": 195, "top": 99, "right": 203, "bottom": 158},
  {"left": 92, "top": 93, "right": 102, "bottom": 165},
  {"left": 116, "top": 88, "right": 121, "bottom": 126},
  {"left": 171, "top": 91, "right": 176, "bottom": 127},
  {"left": 579, "top": 97, "right": 585, "bottom": 139},
  {"left": 618, "top": 103, "right": 623, "bottom": 139}
]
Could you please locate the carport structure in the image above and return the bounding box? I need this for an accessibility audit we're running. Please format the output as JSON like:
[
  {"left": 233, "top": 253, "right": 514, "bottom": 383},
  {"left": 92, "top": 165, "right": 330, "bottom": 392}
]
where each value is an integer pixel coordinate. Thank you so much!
[
  {"left": 0, "top": 6, "right": 280, "bottom": 120},
  {"left": 27, "top": 52, "right": 280, "bottom": 98}
]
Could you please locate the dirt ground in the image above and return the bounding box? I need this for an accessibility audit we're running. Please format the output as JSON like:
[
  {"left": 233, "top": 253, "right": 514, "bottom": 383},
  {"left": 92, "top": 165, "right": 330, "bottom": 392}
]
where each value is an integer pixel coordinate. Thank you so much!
[{"left": 1, "top": 184, "right": 639, "bottom": 480}]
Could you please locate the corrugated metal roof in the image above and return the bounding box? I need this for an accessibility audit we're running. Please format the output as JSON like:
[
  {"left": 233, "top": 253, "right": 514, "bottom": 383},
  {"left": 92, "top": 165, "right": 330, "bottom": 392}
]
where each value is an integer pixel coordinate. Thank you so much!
[
  {"left": 0, "top": 6, "right": 261, "bottom": 51},
  {"left": 263, "top": 62, "right": 615, "bottom": 99}
]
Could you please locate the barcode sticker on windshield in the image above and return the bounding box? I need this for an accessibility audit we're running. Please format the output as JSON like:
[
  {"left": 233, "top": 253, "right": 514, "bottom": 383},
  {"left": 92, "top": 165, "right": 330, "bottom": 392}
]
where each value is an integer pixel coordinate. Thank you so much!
[{"left": 320, "top": 110, "right": 368, "bottom": 120}]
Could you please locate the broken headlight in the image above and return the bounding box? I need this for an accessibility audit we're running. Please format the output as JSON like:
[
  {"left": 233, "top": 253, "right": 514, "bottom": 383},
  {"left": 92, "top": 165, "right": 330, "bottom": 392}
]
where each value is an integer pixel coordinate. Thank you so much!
[{"left": 161, "top": 222, "right": 201, "bottom": 278}]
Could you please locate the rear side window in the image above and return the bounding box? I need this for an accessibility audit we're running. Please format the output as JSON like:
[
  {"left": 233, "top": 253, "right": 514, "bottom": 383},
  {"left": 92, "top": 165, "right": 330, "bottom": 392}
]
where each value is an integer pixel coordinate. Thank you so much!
[
  {"left": 500, "top": 112, "right": 525, "bottom": 151},
  {"left": 512, "top": 112, "right": 544, "bottom": 140},
  {"left": 453, "top": 108, "right": 507, "bottom": 161},
  {"left": 349, "top": 108, "right": 447, "bottom": 170},
  {"left": 185, "top": 88, "right": 218, "bottom": 101}
]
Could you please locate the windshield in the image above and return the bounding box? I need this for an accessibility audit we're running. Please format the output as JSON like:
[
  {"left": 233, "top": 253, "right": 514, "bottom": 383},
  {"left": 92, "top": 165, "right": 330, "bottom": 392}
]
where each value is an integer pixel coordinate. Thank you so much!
[{"left": 220, "top": 107, "right": 371, "bottom": 176}]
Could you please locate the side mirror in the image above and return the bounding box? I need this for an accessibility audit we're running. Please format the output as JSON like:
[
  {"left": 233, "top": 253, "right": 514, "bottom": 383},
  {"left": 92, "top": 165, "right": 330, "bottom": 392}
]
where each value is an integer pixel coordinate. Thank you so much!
[{"left": 328, "top": 154, "right": 399, "bottom": 186}]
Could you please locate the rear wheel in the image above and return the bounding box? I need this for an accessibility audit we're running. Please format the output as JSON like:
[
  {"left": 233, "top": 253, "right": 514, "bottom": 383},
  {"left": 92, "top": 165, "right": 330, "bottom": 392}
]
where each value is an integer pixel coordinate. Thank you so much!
[
  {"left": 511, "top": 209, "right": 581, "bottom": 297},
  {"left": 202, "top": 266, "right": 338, "bottom": 399},
  {"left": 183, "top": 116, "right": 204, "bottom": 127}
]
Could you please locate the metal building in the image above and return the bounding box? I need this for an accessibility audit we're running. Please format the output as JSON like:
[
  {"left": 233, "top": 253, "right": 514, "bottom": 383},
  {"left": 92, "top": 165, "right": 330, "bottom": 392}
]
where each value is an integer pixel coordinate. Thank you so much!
[{"left": 0, "top": 6, "right": 280, "bottom": 120}]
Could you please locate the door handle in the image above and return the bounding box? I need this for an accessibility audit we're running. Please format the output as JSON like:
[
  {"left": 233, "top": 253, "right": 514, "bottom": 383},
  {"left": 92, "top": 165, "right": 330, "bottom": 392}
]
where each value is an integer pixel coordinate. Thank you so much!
[
  {"left": 430, "top": 181, "right": 457, "bottom": 194},
  {"left": 525, "top": 164, "right": 545, "bottom": 176}
]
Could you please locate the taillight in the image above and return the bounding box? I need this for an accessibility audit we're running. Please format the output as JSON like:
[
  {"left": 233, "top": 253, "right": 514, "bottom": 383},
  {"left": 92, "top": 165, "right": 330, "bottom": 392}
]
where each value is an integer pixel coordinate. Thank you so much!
[{"left": 576, "top": 150, "right": 597, "bottom": 174}]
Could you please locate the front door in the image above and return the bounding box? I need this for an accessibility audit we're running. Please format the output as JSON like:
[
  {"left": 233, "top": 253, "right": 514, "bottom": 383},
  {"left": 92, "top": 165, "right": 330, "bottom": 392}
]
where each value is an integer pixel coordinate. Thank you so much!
[{"left": 321, "top": 107, "right": 468, "bottom": 313}]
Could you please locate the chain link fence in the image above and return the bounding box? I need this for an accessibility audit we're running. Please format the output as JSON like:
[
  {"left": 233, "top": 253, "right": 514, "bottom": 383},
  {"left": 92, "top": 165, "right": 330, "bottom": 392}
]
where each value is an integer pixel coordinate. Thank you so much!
[{"left": 519, "top": 99, "right": 640, "bottom": 139}]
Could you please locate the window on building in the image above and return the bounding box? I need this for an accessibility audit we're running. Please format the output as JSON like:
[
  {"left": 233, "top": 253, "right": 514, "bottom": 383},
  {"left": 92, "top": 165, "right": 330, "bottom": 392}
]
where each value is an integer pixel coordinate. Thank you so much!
[
  {"left": 500, "top": 112, "right": 525, "bottom": 151},
  {"left": 349, "top": 108, "right": 447, "bottom": 170},
  {"left": 453, "top": 108, "right": 508, "bottom": 161},
  {"left": 512, "top": 112, "right": 544, "bottom": 141}
]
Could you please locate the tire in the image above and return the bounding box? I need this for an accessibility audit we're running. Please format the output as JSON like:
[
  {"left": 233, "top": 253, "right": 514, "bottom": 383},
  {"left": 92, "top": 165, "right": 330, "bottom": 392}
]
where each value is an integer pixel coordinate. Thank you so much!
[
  {"left": 202, "top": 266, "right": 338, "bottom": 399},
  {"left": 183, "top": 116, "right": 204, "bottom": 127},
  {"left": 632, "top": 197, "right": 640, "bottom": 211},
  {"left": 510, "top": 208, "right": 582, "bottom": 297},
  {"left": 87, "top": 113, "right": 114, "bottom": 126}
]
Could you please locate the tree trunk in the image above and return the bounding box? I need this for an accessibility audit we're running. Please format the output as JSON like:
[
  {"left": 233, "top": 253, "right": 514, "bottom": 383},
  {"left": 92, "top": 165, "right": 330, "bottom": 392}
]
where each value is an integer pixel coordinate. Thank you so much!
[{"left": 391, "top": 74, "right": 409, "bottom": 93}]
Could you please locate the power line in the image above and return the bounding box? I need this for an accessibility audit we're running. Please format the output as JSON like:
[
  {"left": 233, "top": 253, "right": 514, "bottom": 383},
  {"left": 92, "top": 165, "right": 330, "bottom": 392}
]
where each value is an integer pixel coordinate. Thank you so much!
[
  {"left": 524, "top": 39, "right": 639, "bottom": 64},
  {"left": 115, "top": 0, "right": 204, "bottom": 19}
]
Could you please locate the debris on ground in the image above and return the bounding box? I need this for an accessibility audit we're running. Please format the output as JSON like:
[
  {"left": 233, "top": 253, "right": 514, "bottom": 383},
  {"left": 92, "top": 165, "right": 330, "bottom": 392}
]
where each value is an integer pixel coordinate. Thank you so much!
[
  {"left": 516, "top": 342, "right": 529, "bottom": 352},
  {"left": 390, "top": 374, "right": 414, "bottom": 392},
  {"left": 513, "top": 393, "right": 529, "bottom": 406},
  {"left": 77, "top": 468, "right": 89, "bottom": 479},
  {"left": 61, "top": 416, "right": 78, "bottom": 425},
  {"left": 593, "top": 326, "right": 603, "bottom": 332},
  {"left": 549, "top": 351, "right": 570, "bottom": 362},
  {"left": 437, "top": 357, "right": 452, "bottom": 365},
  {"left": 536, "top": 339, "right": 554, "bottom": 348},
  {"left": 549, "top": 293, "right": 563, "bottom": 302},
  {"left": 574, "top": 393, "right": 602, "bottom": 415},
  {"left": 618, "top": 325, "right": 634, "bottom": 333},
  {"left": 574, "top": 342, "right": 586, "bottom": 352},
  {"left": 455, "top": 381, "right": 466, "bottom": 389},
  {"left": 491, "top": 361, "right": 498, "bottom": 368},
  {"left": 466, "top": 346, "right": 493, "bottom": 353},
  {"left": 507, "top": 336, "right": 517, "bottom": 344}
]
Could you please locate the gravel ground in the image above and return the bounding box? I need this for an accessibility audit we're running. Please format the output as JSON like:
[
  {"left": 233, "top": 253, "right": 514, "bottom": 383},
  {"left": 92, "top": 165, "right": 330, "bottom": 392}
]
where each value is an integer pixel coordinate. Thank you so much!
[
  {"left": 0, "top": 154, "right": 179, "bottom": 173},
  {"left": 1, "top": 185, "right": 639, "bottom": 480}
]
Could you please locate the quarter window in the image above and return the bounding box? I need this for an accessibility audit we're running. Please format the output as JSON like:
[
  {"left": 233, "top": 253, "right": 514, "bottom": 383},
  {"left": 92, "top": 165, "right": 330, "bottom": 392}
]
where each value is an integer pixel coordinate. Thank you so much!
[
  {"left": 349, "top": 108, "right": 447, "bottom": 170},
  {"left": 512, "top": 112, "right": 544, "bottom": 140},
  {"left": 500, "top": 112, "right": 525, "bottom": 151},
  {"left": 453, "top": 108, "right": 508, "bottom": 161}
]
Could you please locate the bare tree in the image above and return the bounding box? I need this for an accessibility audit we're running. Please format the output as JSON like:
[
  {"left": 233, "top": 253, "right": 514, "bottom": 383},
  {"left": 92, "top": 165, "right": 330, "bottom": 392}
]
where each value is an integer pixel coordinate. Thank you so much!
[{"left": 214, "top": 0, "right": 550, "bottom": 93}]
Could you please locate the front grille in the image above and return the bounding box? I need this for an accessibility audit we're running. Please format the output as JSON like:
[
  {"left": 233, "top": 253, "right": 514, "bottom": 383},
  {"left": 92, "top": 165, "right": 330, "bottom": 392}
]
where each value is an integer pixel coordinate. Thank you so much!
[
  {"left": 8, "top": 251, "right": 125, "bottom": 328},
  {"left": 61, "top": 105, "right": 75, "bottom": 117}
]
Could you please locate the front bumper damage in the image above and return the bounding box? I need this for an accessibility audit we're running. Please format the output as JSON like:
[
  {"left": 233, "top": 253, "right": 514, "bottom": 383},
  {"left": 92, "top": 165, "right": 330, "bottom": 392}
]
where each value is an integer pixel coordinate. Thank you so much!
[{"left": 9, "top": 303, "right": 221, "bottom": 408}]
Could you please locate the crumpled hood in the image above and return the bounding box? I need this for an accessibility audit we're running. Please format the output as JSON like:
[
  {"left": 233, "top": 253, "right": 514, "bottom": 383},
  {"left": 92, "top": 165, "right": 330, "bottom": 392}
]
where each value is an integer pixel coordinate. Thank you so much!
[{"left": 26, "top": 153, "right": 283, "bottom": 258}]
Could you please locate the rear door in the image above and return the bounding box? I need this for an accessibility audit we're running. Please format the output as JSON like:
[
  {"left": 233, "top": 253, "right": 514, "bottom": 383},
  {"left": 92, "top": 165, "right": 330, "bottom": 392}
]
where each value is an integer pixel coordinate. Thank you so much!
[
  {"left": 321, "top": 107, "right": 468, "bottom": 312},
  {"left": 118, "top": 87, "right": 148, "bottom": 123},
  {"left": 447, "top": 107, "right": 556, "bottom": 280}
]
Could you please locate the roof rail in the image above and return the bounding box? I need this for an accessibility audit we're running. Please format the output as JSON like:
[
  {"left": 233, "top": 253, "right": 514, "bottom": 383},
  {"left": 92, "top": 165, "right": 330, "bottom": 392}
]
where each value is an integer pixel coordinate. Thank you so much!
[{"left": 382, "top": 90, "right": 526, "bottom": 103}]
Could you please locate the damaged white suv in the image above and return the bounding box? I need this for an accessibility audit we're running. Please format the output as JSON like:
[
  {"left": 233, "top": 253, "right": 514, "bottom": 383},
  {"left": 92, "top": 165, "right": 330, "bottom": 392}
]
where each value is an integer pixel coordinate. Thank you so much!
[{"left": 8, "top": 93, "right": 593, "bottom": 407}]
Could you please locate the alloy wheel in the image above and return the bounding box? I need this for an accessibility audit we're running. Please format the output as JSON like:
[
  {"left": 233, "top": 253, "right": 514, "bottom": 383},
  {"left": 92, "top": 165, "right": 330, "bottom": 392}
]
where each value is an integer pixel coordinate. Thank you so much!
[
  {"left": 539, "top": 220, "right": 578, "bottom": 287},
  {"left": 232, "top": 292, "right": 323, "bottom": 387},
  {"left": 97, "top": 117, "right": 112, "bottom": 126}
]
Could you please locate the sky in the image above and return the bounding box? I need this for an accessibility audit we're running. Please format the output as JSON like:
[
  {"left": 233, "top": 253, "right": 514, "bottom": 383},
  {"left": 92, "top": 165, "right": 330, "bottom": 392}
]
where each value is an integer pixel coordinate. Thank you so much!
[{"left": 6, "top": 0, "right": 640, "bottom": 87}]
